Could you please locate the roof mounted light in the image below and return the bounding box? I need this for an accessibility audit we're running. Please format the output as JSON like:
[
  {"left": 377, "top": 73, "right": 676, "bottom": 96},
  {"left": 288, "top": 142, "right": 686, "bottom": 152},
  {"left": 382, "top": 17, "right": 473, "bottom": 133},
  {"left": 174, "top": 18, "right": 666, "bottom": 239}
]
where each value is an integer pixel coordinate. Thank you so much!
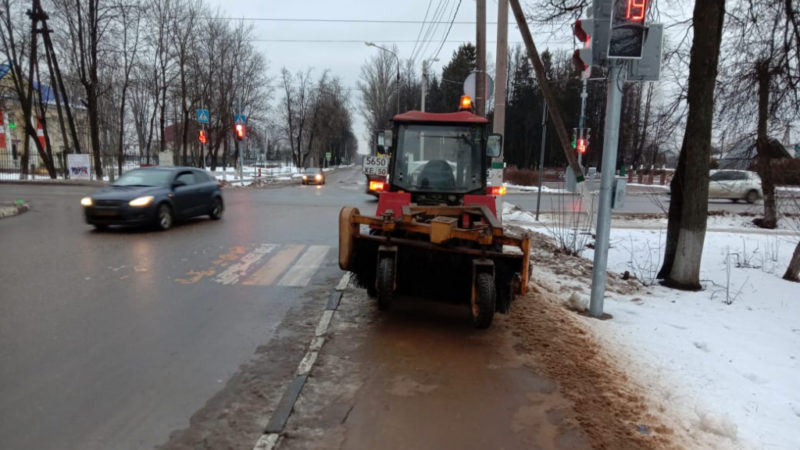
[{"left": 459, "top": 95, "right": 473, "bottom": 111}]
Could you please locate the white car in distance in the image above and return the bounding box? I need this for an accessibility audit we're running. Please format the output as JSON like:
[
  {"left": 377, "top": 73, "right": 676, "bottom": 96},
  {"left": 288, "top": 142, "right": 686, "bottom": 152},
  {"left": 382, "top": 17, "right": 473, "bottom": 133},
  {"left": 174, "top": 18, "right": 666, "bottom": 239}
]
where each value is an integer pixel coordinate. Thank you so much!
[{"left": 708, "top": 169, "right": 762, "bottom": 203}]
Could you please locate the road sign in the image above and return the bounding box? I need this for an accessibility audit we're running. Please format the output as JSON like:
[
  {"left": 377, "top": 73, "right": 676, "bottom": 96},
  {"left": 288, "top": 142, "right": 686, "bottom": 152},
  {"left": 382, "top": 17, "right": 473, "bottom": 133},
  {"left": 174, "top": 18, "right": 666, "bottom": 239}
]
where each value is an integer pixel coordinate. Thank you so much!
[
  {"left": 627, "top": 24, "right": 664, "bottom": 82},
  {"left": 197, "top": 109, "right": 209, "bottom": 123},
  {"left": 234, "top": 114, "right": 246, "bottom": 124},
  {"left": 463, "top": 71, "right": 494, "bottom": 102},
  {"left": 325, "top": 152, "right": 332, "bottom": 160}
]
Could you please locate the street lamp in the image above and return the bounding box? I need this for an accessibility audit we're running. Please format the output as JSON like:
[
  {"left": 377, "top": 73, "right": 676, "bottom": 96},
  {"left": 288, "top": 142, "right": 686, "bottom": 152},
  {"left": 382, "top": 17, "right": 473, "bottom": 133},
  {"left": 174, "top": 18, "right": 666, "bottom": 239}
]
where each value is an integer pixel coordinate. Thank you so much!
[{"left": 365, "top": 41, "right": 400, "bottom": 115}]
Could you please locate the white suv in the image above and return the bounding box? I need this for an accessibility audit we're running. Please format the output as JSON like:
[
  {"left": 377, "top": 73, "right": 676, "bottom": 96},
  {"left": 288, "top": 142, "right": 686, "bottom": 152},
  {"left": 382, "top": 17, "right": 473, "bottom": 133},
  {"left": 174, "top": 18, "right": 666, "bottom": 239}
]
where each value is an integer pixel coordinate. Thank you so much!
[{"left": 708, "top": 170, "right": 762, "bottom": 203}]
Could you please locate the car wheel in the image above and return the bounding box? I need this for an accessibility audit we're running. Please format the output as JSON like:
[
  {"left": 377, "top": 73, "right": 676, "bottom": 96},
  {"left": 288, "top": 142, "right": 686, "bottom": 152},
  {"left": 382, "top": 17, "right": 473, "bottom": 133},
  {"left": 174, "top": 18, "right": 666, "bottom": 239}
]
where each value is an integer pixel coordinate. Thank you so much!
[
  {"left": 156, "top": 203, "right": 173, "bottom": 230},
  {"left": 745, "top": 190, "right": 759, "bottom": 204},
  {"left": 209, "top": 197, "right": 224, "bottom": 220}
]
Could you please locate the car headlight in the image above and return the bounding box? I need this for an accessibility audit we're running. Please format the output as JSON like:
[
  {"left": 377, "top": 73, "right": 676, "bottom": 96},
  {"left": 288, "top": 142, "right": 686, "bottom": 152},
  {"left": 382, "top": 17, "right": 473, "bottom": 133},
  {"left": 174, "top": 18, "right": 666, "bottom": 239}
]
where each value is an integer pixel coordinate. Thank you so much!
[
  {"left": 302, "top": 175, "right": 308, "bottom": 180},
  {"left": 80, "top": 197, "right": 93, "bottom": 207},
  {"left": 129, "top": 196, "right": 154, "bottom": 207},
  {"left": 315, "top": 174, "right": 322, "bottom": 181}
]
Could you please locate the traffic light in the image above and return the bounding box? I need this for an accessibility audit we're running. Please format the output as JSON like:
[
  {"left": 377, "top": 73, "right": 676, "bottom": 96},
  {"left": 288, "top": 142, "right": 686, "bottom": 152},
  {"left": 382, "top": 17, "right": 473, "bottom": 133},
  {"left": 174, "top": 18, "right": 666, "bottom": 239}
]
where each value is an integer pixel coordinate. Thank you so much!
[
  {"left": 577, "top": 137, "right": 587, "bottom": 154},
  {"left": 572, "top": 19, "right": 594, "bottom": 73},
  {"left": 198, "top": 129, "right": 207, "bottom": 144},
  {"left": 609, "top": 0, "right": 649, "bottom": 59},
  {"left": 234, "top": 123, "right": 245, "bottom": 141}
]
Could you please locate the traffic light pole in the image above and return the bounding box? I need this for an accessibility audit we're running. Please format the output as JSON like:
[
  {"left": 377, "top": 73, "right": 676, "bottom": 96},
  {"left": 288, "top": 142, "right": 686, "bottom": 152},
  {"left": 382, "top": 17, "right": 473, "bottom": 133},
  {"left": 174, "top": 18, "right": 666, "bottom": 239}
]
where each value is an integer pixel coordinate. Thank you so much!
[
  {"left": 589, "top": 60, "right": 625, "bottom": 318},
  {"left": 578, "top": 75, "right": 588, "bottom": 167}
]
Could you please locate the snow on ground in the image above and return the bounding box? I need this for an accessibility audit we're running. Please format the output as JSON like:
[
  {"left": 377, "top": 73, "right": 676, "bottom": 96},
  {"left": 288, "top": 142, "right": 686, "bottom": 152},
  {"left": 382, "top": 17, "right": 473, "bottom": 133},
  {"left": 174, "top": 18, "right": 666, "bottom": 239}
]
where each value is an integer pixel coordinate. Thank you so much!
[
  {"left": 503, "top": 183, "right": 571, "bottom": 194},
  {"left": 505, "top": 204, "right": 800, "bottom": 449}
]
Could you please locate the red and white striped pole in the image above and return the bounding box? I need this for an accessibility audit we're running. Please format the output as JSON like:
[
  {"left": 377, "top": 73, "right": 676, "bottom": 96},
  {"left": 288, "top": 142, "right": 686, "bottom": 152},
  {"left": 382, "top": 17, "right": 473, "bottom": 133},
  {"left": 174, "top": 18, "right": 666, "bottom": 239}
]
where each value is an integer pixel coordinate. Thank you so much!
[
  {"left": 36, "top": 117, "right": 46, "bottom": 149},
  {"left": 0, "top": 111, "right": 6, "bottom": 151}
]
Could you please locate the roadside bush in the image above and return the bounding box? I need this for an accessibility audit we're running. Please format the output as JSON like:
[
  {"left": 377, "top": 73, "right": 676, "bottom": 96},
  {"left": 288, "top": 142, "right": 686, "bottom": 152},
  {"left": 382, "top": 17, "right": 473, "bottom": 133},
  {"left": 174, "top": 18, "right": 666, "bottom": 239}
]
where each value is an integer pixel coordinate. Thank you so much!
[{"left": 504, "top": 166, "right": 539, "bottom": 186}]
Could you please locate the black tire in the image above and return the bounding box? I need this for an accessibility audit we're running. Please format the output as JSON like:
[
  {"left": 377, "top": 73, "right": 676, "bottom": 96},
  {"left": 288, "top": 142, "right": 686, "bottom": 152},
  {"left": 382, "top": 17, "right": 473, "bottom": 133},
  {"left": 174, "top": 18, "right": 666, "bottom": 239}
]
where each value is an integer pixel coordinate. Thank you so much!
[
  {"left": 745, "top": 190, "right": 759, "bottom": 204},
  {"left": 472, "top": 272, "right": 496, "bottom": 329},
  {"left": 156, "top": 203, "right": 173, "bottom": 231},
  {"left": 92, "top": 224, "right": 108, "bottom": 231},
  {"left": 376, "top": 256, "right": 395, "bottom": 311},
  {"left": 209, "top": 197, "right": 224, "bottom": 220}
]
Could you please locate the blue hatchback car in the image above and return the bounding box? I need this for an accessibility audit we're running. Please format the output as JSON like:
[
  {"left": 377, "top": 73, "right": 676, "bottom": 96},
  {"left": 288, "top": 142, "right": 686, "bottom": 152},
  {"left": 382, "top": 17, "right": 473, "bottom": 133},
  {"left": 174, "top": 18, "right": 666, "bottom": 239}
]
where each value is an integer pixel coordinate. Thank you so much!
[{"left": 81, "top": 167, "right": 223, "bottom": 230}]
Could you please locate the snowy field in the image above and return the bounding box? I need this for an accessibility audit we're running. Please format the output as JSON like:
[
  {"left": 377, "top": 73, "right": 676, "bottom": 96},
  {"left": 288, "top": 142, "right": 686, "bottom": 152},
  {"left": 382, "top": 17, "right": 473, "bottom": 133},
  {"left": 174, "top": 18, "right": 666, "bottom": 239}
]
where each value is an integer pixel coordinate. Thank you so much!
[{"left": 505, "top": 204, "right": 800, "bottom": 449}]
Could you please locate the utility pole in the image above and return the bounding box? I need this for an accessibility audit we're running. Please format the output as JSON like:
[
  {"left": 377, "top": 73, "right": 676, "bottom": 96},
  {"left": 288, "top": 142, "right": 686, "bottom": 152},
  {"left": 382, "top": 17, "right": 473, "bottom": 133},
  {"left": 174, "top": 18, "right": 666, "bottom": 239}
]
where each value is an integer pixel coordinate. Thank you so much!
[
  {"left": 421, "top": 60, "right": 427, "bottom": 112},
  {"left": 476, "top": 0, "right": 486, "bottom": 116},
  {"left": 535, "top": 101, "right": 548, "bottom": 221},
  {"left": 493, "top": 0, "right": 508, "bottom": 135},
  {"left": 509, "top": 0, "right": 583, "bottom": 181}
]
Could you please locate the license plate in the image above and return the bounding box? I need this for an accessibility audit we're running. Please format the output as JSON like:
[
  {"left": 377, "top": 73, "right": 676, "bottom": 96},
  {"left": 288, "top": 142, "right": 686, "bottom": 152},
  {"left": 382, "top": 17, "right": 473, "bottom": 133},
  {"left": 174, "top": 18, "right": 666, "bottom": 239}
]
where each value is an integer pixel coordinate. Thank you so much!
[{"left": 94, "top": 208, "right": 118, "bottom": 217}]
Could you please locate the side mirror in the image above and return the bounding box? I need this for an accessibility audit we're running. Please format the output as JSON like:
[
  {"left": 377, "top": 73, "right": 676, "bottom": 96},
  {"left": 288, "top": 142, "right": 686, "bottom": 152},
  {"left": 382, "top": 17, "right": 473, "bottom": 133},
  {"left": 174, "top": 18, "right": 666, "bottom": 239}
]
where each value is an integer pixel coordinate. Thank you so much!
[{"left": 487, "top": 134, "right": 503, "bottom": 158}]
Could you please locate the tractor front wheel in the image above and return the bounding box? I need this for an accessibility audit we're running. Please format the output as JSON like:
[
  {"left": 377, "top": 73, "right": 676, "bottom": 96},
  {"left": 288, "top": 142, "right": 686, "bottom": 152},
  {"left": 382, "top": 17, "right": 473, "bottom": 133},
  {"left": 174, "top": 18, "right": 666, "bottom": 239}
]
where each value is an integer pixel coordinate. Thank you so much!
[
  {"left": 376, "top": 256, "right": 395, "bottom": 311},
  {"left": 472, "top": 272, "right": 496, "bottom": 329}
]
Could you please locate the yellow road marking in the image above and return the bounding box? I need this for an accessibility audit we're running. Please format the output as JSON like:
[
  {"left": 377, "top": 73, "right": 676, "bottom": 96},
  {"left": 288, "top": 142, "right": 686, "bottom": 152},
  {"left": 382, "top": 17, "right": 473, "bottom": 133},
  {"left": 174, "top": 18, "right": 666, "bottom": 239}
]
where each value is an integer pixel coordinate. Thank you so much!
[{"left": 175, "top": 268, "right": 216, "bottom": 284}]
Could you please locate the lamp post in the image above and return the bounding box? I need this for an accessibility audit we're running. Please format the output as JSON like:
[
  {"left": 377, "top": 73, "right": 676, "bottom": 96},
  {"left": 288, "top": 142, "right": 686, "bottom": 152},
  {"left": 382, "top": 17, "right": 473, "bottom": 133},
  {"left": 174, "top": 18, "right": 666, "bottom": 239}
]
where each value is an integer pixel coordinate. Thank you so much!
[{"left": 365, "top": 41, "right": 400, "bottom": 115}]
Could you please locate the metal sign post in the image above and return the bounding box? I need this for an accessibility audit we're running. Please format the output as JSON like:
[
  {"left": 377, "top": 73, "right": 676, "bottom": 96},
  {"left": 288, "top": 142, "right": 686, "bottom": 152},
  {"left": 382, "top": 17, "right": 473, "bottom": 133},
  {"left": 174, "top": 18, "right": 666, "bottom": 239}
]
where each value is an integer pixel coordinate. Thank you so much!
[{"left": 589, "top": 60, "right": 626, "bottom": 318}]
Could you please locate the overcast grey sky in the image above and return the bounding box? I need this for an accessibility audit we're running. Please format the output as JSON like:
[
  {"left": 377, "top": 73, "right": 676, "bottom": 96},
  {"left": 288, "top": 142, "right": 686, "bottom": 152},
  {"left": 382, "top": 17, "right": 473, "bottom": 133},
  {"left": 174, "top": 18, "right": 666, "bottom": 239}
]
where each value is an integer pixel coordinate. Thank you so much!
[{"left": 204, "top": 0, "right": 576, "bottom": 153}]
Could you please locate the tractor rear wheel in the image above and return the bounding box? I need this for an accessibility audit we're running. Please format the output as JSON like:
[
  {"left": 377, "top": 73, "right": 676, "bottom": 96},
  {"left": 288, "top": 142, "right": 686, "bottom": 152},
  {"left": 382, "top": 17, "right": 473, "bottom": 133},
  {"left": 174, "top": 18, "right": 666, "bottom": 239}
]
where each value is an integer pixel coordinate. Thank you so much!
[
  {"left": 376, "top": 256, "right": 395, "bottom": 311},
  {"left": 472, "top": 272, "right": 496, "bottom": 329}
]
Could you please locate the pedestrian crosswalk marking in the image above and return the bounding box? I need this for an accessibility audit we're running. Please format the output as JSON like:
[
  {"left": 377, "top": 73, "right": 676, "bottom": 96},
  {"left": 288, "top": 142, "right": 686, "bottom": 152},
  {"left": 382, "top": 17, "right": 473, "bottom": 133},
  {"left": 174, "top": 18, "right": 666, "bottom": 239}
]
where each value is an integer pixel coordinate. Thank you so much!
[
  {"left": 214, "top": 244, "right": 278, "bottom": 285},
  {"left": 277, "top": 245, "right": 329, "bottom": 287},
  {"left": 176, "top": 243, "right": 331, "bottom": 287},
  {"left": 241, "top": 244, "right": 305, "bottom": 286}
]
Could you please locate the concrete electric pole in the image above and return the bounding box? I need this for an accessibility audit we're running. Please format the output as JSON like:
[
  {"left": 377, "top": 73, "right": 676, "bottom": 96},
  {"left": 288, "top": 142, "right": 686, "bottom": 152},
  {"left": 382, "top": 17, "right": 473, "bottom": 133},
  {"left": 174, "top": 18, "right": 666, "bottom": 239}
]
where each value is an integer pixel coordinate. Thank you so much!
[{"left": 476, "top": 0, "right": 486, "bottom": 116}]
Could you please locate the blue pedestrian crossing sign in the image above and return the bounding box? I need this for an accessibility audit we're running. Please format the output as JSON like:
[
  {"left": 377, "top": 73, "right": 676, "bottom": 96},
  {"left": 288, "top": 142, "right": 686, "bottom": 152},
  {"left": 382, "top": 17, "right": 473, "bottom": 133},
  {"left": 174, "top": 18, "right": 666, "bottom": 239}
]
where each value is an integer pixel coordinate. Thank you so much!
[
  {"left": 197, "top": 109, "right": 210, "bottom": 123},
  {"left": 234, "top": 114, "right": 246, "bottom": 124}
]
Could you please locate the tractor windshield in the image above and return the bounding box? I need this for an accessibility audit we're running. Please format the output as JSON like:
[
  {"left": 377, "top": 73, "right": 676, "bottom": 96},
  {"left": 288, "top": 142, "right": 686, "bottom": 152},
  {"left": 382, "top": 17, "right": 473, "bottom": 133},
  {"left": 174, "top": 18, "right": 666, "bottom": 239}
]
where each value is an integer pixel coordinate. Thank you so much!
[{"left": 392, "top": 123, "right": 484, "bottom": 194}]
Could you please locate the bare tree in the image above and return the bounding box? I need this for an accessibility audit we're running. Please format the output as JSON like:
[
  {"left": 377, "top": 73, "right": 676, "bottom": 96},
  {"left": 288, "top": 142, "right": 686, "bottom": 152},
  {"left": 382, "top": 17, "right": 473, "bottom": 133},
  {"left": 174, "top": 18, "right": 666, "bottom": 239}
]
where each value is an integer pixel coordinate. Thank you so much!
[
  {"left": 280, "top": 68, "right": 314, "bottom": 168},
  {"left": 718, "top": 0, "right": 800, "bottom": 229},
  {"left": 357, "top": 49, "right": 397, "bottom": 147},
  {"left": 112, "top": 0, "right": 141, "bottom": 175},
  {"left": 170, "top": 0, "right": 201, "bottom": 165},
  {"left": 657, "top": 0, "right": 727, "bottom": 289},
  {"left": 52, "top": 0, "right": 114, "bottom": 178}
]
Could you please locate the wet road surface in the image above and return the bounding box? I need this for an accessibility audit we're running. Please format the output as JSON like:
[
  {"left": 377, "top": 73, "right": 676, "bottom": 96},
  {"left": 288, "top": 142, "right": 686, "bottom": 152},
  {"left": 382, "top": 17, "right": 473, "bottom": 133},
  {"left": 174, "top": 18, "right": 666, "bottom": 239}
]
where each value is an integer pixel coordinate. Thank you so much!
[{"left": 0, "top": 168, "right": 371, "bottom": 450}]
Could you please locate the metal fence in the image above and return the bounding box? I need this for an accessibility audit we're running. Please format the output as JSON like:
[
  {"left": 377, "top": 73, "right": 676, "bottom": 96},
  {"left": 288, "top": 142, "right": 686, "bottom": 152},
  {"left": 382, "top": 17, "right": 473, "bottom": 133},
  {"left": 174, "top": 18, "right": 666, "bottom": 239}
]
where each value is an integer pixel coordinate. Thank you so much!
[{"left": 0, "top": 152, "right": 158, "bottom": 181}]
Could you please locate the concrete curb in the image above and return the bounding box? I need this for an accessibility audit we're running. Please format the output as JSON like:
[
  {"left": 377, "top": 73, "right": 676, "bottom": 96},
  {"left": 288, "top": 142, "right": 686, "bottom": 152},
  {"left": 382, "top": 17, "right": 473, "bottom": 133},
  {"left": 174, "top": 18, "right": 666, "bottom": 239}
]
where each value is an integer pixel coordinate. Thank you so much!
[{"left": 0, "top": 202, "right": 30, "bottom": 219}]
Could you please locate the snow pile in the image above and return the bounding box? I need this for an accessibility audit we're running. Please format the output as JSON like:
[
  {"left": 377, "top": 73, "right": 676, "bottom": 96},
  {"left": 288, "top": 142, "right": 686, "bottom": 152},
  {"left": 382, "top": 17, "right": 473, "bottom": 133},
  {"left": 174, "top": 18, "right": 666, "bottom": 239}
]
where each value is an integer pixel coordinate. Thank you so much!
[{"left": 505, "top": 206, "right": 800, "bottom": 449}]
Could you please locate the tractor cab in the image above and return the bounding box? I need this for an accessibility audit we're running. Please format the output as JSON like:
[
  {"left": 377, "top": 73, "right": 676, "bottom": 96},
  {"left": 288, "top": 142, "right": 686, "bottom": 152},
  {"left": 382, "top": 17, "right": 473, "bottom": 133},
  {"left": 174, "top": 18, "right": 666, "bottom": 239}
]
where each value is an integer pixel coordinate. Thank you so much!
[{"left": 380, "top": 108, "right": 502, "bottom": 206}]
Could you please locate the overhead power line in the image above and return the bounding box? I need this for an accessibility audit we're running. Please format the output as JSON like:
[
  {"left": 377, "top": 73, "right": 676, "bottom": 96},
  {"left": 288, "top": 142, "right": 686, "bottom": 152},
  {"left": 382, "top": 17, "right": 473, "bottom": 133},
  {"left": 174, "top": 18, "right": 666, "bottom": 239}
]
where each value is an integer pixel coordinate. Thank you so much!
[
  {"left": 215, "top": 17, "right": 500, "bottom": 25},
  {"left": 430, "top": 0, "right": 463, "bottom": 62},
  {"left": 252, "top": 39, "right": 540, "bottom": 44}
]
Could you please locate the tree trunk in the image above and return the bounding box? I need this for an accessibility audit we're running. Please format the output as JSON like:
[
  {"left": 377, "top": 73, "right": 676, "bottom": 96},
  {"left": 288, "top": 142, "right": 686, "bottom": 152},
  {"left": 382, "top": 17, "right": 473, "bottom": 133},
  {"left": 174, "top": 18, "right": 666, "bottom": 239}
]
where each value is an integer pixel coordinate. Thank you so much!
[
  {"left": 87, "top": 85, "right": 102, "bottom": 179},
  {"left": 658, "top": 0, "right": 726, "bottom": 290},
  {"left": 784, "top": 241, "right": 800, "bottom": 282},
  {"left": 755, "top": 61, "right": 778, "bottom": 229}
]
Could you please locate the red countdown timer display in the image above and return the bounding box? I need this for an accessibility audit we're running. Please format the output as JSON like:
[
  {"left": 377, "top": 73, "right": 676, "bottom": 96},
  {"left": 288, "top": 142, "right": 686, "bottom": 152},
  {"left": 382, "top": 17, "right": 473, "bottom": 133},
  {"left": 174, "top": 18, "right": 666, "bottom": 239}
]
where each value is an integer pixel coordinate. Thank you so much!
[
  {"left": 609, "top": 0, "right": 649, "bottom": 59},
  {"left": 626, "top": 0, "right": 647, "bottom": 21}
]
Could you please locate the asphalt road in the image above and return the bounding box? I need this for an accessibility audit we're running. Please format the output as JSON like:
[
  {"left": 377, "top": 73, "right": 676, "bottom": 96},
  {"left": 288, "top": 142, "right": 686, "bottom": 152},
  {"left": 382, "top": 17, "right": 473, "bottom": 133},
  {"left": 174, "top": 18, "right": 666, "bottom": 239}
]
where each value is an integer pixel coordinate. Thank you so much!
[{"left": 0, "top": 168, "right": 374, "bottom": 450}]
